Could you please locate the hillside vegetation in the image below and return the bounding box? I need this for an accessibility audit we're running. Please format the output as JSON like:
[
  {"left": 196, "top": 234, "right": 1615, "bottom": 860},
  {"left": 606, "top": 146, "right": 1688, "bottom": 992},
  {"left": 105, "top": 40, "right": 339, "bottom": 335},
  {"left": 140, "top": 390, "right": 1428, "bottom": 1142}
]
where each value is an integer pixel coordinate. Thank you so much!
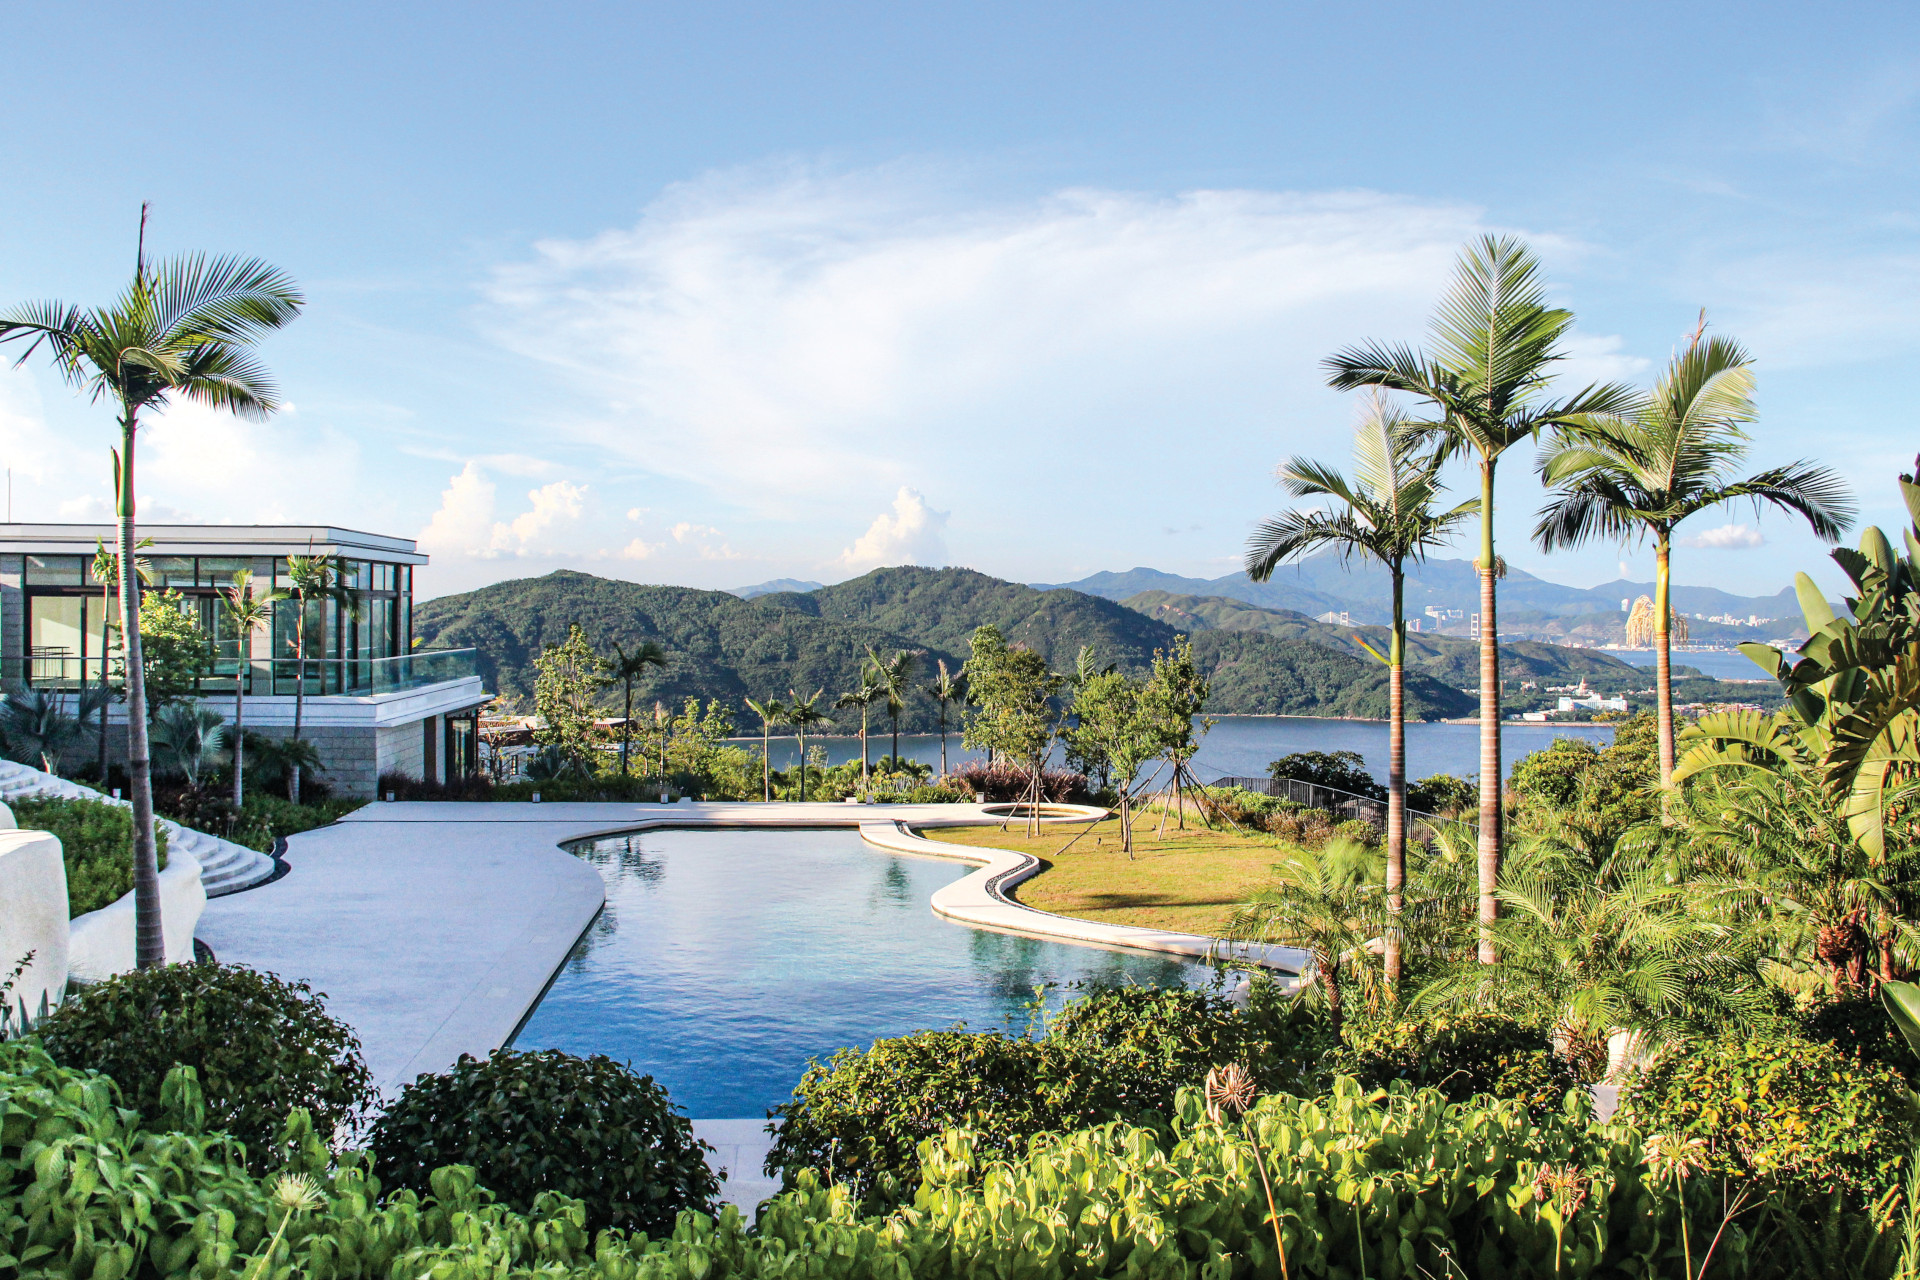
[{"left": 416, "top": 567, "right": 1475, "bottom": 726}]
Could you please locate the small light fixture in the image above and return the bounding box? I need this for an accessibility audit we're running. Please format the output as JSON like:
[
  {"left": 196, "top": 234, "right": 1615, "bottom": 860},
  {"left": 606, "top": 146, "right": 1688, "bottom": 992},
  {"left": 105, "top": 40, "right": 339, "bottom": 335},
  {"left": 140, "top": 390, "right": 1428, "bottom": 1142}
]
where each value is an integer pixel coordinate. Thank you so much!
[
  {"left": 531, "top": 791, "right": 542, "bottom": 803},
  {"left": 384, "top": 791, "right": 396, "bottom": 802},
  {"left": 111, "top": 788, "right": 121, "bottom": 799}
]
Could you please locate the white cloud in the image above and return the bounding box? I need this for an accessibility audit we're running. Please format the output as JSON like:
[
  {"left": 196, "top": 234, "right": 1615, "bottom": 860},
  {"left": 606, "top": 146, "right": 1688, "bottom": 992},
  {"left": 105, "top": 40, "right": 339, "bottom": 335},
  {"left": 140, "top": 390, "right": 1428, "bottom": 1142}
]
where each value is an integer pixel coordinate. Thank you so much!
[
  {"left": 496, "top": 479, "right": 586, "bottom": 550},
  {"left": 480, "top": 166, "right": 1527, "bottom": 521},
  {"left": 618, "top": 538, "right": 662, "bottom": 560},
  {"left": 839, "top": 486, "right": 949, "bottom": 571},
  {"left": 1680, "top": 522, "right": 1766, "bottom": 549},
  {"left": 418, "top": 463, "right": 589, "bottom": 559},
  {"left": 669, "top": 521, "right": 742, "bottom": 560}
]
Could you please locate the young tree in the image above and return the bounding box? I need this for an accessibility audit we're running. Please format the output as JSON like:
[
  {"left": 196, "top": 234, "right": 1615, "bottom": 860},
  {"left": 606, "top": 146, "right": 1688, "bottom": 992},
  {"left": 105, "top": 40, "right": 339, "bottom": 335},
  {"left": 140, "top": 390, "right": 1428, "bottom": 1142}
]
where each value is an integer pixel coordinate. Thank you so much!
[
  {"left": 284, "top": 552, "right": 359, "bottom": 803},
  {"left": 785, "top": 688, "right": 828, "bottom": 802},
  {"left": 1536, "top": 326, "right": 1853, "bottom": 786},
  {"left": 532, "top": 624, "right": 606, "bottom": 774},
  {"left": 961, "top": 625, "right": 1062, "bottom": 829},
  {"left": 605, "top": 639, "right": 669, "bottom": 776},
  {"left": 868, "top": 647, "right": 920, "bottom": 767},
  {"left": 218, "top": 569, "right": 285, "bottom": 807},
  {"left": 1246, "top": 397, "right": 1471, "bottom": 987},
  {"left": 2, "top": 221, "right": 302, "bottom": 966},
  {"left": 139, "top": 590, "right": 214, "bottom": 717},
  {"left": 923, "top": 659, "right": 966, "bottom": 777},
  {"left": 1325, "top": 235, "right": 1636, "bottom": 964},
  {"left": 1063, "top": 667, "right": 1159, "bottom": 853},
  {"left": 1139, "top": 636, "right": 1212, "bottom": 831},
  {"left": 744, "top": 696, "right": 788, "bottom": 802}
]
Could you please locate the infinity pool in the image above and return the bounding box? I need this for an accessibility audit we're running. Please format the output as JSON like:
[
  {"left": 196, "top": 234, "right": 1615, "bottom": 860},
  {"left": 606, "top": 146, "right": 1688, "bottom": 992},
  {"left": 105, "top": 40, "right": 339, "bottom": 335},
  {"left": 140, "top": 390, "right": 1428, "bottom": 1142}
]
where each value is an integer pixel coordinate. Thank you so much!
[{"left": 512, "top": 827, "right": 1204, "bottom": 1118}]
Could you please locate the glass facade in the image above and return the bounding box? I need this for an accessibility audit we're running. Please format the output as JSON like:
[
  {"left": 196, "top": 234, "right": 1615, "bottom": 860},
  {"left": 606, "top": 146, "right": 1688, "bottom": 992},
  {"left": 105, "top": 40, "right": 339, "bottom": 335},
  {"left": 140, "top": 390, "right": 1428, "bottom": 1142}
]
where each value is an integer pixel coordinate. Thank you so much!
[{"left": 9, "top": 553, "right": 426, "bottom": 696}]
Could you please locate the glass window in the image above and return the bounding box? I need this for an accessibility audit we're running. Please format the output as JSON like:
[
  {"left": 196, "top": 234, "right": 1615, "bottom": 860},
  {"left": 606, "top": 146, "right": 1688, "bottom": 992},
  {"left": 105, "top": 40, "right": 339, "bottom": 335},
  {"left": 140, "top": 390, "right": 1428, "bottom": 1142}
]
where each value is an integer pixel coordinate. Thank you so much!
[
  {"left": 150, "top": 556, "right": 196, "bottom": 589},
  {"left": 199, "top": 557, "right": 252, "bottom": 587},
  {"left": 26, "top": 555, "right": 81, "bottom": 586},
  {"left": 28, "top": 595, "right": 83, "bottom": 684}
]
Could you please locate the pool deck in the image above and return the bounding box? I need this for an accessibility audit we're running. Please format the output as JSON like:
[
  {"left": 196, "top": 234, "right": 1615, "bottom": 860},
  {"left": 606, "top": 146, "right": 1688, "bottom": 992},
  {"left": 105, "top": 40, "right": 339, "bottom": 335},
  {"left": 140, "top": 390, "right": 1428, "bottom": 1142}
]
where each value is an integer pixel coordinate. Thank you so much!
[{"left": 196, "top": 799, "right": 1303, "bottom": 1209}]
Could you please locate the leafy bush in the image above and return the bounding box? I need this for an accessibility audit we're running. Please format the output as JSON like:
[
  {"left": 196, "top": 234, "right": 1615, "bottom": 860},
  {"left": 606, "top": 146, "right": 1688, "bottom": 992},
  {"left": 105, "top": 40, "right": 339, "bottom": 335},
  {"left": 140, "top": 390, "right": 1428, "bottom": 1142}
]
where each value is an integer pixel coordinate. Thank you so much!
[
  {"left": 950, "top": 760, "right": 1091, "bottom": 803},
  {"left": 1407, "top": 772, "right": 1477, "bottom": 814},
  {"left": 35, "top": 961, "right": 373, "bottom": 1167},
  {"left": 1332, "top": 817, "right": 1380, "bottom": 844},
  {"left": 1332, "top": 1013, "right": 1581, "bottom": 1116},
  {"left": 225, "top": 795, "right": 361, "bottom": 852},
  {"left": 369, "top": 1048, "right": 719, "bottom": 1234},
  {"left": 1267, "top": 749, "right": 1385, "bottom": 799},
  {"left": 11, "top": 795, "right": 168, "bottom": 917},
  {"left": 870, "top": 783, "right": 972, "bottom": 804},
  {"left": 1801, "top": 997, "right": 1920, "bottom": 1084},
  {"left": 1619, "top": 1029, "right": 1915, "bottom": 1197}
]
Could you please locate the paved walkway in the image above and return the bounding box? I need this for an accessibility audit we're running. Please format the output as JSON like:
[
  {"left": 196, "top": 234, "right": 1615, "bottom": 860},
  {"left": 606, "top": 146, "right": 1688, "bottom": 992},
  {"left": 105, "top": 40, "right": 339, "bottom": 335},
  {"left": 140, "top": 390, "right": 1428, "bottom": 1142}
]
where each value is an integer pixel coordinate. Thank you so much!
[{"left": 198, "top": 799, "right": 1301, "bottom": 1211}]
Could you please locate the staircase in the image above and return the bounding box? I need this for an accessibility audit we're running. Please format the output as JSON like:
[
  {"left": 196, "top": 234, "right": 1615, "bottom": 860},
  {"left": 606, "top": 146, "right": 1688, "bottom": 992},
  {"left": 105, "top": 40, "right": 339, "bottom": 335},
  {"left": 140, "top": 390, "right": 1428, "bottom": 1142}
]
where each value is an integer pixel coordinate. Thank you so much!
[{"left": 0, "top": 762, "right": 277, "bottom": 897}]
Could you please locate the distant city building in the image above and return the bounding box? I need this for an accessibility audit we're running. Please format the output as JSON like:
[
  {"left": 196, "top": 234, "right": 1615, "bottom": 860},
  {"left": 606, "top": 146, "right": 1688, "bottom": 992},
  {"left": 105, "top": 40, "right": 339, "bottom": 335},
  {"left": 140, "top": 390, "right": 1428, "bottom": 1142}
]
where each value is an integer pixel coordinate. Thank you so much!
[{"left": 0, "top": 524, "right": 487, "bottom": 797}]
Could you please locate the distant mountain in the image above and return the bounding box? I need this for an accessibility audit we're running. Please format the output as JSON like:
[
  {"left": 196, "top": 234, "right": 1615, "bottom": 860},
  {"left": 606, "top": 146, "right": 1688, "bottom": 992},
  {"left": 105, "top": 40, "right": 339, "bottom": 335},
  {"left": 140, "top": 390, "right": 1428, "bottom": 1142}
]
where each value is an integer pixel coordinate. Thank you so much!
[
  {"left": 1043, "top": 553, "right": 1803, "bottom": 635},
  {"left": 728, "top": 578, "right": 824, "bottom": 599},
  {"left": 415, "top": 567, "right": 1477, "bottom": 728}
]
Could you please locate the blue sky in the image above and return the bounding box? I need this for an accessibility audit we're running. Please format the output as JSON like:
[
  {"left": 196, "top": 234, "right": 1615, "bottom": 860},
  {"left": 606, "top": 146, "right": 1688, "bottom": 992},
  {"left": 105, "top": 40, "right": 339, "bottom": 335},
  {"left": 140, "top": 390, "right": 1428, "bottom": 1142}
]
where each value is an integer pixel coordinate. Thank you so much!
[{"left": 2, "top": 1, "right": 1915, "bottom": 600}]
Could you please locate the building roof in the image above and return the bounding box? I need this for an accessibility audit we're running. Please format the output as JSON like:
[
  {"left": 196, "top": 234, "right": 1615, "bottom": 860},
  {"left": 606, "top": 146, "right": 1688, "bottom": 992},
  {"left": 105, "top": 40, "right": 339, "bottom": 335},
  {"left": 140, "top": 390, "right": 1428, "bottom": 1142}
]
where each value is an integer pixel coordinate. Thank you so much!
[{"left": 0, "top": 524, "right": 428, "bottom": 565}]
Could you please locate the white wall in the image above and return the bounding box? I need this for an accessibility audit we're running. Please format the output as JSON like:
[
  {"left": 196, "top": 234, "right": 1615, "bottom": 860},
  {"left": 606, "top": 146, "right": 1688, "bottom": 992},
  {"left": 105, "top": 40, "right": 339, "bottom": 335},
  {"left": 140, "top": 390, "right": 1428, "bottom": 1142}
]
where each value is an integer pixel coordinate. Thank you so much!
[
  {"left": 67, "top": 845, "right": 206, "bottom": 982},
  {"left": 0, "top": 824, "right": 68, "bottom": 1027}
]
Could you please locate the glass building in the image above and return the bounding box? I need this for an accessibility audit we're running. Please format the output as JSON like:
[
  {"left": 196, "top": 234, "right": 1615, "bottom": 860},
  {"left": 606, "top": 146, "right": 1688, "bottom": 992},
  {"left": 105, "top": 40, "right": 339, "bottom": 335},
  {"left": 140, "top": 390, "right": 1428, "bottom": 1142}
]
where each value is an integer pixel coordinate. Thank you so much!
[{"left": 0, "top": 525, "right": 487, "bottom": 796}]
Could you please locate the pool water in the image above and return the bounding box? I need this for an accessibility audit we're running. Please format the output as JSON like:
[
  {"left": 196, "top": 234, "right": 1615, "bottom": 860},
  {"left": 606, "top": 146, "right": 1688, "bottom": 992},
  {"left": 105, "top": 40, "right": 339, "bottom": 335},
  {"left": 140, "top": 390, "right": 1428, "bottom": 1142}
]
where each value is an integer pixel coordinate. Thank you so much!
[{"left": 512, "top": 828, "right": 1204, "bottom": 1118}]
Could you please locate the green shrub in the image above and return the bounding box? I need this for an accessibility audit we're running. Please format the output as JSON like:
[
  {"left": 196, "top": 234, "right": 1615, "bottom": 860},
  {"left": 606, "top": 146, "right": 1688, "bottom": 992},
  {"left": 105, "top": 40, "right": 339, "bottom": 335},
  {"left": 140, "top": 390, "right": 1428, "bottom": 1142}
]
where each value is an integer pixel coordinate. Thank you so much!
[
  {"left": 369, "top": 1049, "right": 719, "bottom": 1234},
  {"left": 225, "top": 795, "right": 360, "bottom": 852},
  {"left": 35, "top": 961, "right": 373, "bottom": 1168},
  {"left": 1619, "top": 1029, "right": 1915, "bottom": 1197},
  {"left": 1407, "top": 772, "right": 1477, "bottom": 814},
  {"left": 1267, "top": 748, "right": 1385, "bottom": 799},
  {"left": 1332, "top": 1012, "right": 1580, "bottom": 1115},
  {"left": 1332, "top": 817, "right": 1380, "bottom": 845},
  {"left": 871, "top": 783, "right": 972, "bottom": 804},
  {"left": 1044, "top": 985, "right": 1269, "bottom": 1115},
  {"left": 11, "top": 795, "right": 168, "bottom": 917},
  {"left": 1800, "top": 996, "right": 1920, "bottom": 1085}
]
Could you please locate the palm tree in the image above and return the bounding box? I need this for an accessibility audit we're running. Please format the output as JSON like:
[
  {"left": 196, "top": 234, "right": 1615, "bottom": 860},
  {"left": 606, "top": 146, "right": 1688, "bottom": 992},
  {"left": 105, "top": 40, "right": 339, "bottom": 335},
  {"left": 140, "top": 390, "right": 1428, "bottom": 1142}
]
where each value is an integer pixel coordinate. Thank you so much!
[
  {"left": 744, "top": 695, "right": 787, "bottom": 802},
  {"left": 836, "top": 680, "right": 884, "bottom": 793},
  {"left": 283, "top": 552, "right": 358, "bottom": 803},
  {"left": 1245, "top": 396, "right": 1472, "bottom": 989},
  {"left": 606, "top": 639, "right": 669, "bottom": 776},
  {"left": 1, "top": 217, "right": 302, "bottom": 967},
  {"left": 785, "top": 688, "right": 828, "bottom": 802},
  {"left": 1325, "top": 234, "right": 1636, "bottom": 963},
  {"left": 925, "top": 660, "right": 966, "bottom": 777},
  {"left": 868, "top": 647, "right": 920, "bottom": 768},
  {"left": 1224, "top": 839, "right": 1386, "bottom": 1034},
  {"left": 89, "top": 537, "right": 153, "bottom": 782},
  {"left": 218, "top": 569, "right": 285, "bottom": 808},
  {"left": 1535, "top": 326, "right": 1853, "bottom": 785}
]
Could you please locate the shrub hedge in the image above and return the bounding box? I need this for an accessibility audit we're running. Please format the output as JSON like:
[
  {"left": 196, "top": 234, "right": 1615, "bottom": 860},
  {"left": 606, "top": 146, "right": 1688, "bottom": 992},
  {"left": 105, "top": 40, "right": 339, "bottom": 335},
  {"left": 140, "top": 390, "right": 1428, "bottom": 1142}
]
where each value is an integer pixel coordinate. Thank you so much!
[
  {"left": 1333, "top": 1012, "right": 1581, "bottom": 1116},
  {"left": 10, "top": 796, "right": 168, "bottom": 917},
  {"left": 34, "top": 961, "right": 374, "bottom": 1169},
  {"left": 369, "top": 1049, "right": 720, "bottom": 1235}
]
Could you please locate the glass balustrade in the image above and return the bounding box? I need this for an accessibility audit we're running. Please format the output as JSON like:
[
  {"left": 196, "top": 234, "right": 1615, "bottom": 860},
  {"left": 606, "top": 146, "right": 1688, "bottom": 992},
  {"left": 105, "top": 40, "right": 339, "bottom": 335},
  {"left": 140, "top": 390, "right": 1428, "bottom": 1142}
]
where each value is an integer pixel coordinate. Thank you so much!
[{"left": 10, "top": 648, "right": 479, "bottom": 697}]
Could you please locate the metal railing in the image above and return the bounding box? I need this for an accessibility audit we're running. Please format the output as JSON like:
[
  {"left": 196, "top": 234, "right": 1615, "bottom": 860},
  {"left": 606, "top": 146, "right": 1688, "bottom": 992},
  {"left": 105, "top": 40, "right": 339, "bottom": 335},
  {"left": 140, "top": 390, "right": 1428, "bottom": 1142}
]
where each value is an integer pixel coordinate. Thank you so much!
[
  {"left": 14, "top": 647, "right": 479, "bottom": 698},
  {"left": 1207, "top": 774, "right": 1462, "bottom": 828}
]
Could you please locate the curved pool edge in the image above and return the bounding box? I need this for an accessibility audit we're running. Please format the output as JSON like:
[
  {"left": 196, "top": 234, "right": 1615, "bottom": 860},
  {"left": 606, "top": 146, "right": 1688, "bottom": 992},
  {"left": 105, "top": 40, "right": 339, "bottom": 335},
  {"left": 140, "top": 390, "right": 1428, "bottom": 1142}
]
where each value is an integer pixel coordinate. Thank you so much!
[{"left": 859, "top": 819, "right": 1307, "bottom": 974}]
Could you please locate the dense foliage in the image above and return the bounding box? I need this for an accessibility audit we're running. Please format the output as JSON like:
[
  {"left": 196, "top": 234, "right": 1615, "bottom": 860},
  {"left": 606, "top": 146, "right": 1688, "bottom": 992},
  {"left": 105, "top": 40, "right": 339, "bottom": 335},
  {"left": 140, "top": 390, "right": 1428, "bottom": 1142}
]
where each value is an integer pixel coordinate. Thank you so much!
[
  {"left": 12, "top": 796, "right": 168, "bottom": 917},
  {"left": 369, "top": 1049, "right": 719, "bottom": 1235},
  {"left": 34, "top": 962, "right": 373, "bottom": 1168},
  {"left": 1331, "top": 1012, "right": 1579, "bottom": 1116}
]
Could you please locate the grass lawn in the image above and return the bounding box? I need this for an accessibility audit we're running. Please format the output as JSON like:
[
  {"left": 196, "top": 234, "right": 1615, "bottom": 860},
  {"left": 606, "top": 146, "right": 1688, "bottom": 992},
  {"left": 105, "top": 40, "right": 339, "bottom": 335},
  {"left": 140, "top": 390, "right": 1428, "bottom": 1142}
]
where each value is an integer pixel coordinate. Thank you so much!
[{"left": 917, "top": 810, "right": 1289, "bottom": 937}]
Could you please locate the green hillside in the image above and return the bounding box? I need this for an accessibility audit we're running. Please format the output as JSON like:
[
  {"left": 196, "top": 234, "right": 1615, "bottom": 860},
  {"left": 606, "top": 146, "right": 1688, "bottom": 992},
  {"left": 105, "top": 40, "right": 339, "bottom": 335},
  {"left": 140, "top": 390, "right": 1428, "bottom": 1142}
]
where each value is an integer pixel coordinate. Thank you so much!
[{"left": 416, "top": 568, "right": 1481, "bottom": 728}]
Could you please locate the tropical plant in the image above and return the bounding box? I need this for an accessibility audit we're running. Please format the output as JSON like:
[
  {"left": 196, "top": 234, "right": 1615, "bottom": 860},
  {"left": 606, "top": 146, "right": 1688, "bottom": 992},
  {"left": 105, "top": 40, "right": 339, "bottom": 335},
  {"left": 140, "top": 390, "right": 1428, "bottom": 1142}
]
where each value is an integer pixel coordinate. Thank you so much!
[
  {"left": 744, "top": 695, "right": 787, "bottom": 801},
  {"left": 283, "top": 552, "right": 358, "bottom": 803},
  {"left": 369, "top": 1048, "right": 719, "bottom": 1235},
  {"left": 530, "top": 623, "right": 605, "bottom": 774},
  {"left": 219, "top": 569, "right": 283, "bottom": 806},
  {"left": 12, "top": 794, "right": 168, "bottom": 916},
  {"left": 1535, "top": 323, "right": 1853, "bottom": 784},
  {"left": 868, "top": 646, "right": 919, "bottom": 767},
  {"left": 605, "top": 638, "right": 668, "bottom": 776},
  {"left": 1248, "top": 397, "right": 1472, "bottom": 986},
  {"left": 1332, "top": 1012, "right": 1578, "bottom": 1115},
  {"left": 1326, "top": 234, "right": 1636, "bottom": 963},
  {"left": 925, "top": 658, "right": 966, "bottom": 777},
  {"left": 835, "top": 679, "right": 884, "bottom": 792},
  {"left": 1225, "top": 839, "right": 1386, "bottom": 1032},
  {"left": 151, "top": 703, "right": 229, "bottom": 788},
  {"left": 785, "top": 687, "right": 828, "bottom": 802},
  {"left": 2, "top": 223, "right": 302, "bottom": 967},
  {"left": 0, "top": 684, "right": 107, "bottom": 775},
  {"left": 35, "top": 961, "right": 372, "bottom": 1169},
  {"left": 244, "top": 731, "right": 325, "bottom": 798}
]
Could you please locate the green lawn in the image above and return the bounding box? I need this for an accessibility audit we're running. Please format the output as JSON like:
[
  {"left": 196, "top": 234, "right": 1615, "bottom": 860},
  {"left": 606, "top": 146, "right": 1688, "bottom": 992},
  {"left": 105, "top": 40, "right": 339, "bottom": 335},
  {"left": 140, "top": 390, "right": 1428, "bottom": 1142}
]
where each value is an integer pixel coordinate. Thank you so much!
[{"left": 918, "top": 814, "right": 1287, "bottom": 937}]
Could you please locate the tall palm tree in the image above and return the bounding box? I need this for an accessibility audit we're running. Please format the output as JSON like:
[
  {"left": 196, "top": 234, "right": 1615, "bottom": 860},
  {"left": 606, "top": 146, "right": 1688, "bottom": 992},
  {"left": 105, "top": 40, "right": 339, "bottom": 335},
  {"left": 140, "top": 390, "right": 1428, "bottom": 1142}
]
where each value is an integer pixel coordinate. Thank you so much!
[
  {"left": 1535, "top": 327, "right": 1853, "bottom": 785},
  {"left": 785, "top": 688, "right": 828, "bottom": 802},
  {"left": 744, "top": 695, "right": 787, "bottom": 802},
  {"left": 1, "top": 218, "right": 302, "bottom": 967},
  {"left": 89, "top": 536, "right": 152, "bottom": 782},
  {"left": 1325, "top": 234, "right": 1635, "bottom": 963},
  {"left": 283, "top": 552, "right": 358, "bottom": 803},
  {"left": 1246, "top": 396, "right": 1472, "bottom": 989},
  {"left": 836, "top": 680, "right": 884, "bottom": 793},
  {"left": 218, "top": 568, "right": 285, "bottom": 808},
  {"left": 868, "top": 646, "right": 920, "bottom": 767},
  {"left": 925, "top": 659, "right": 966, "bottom": 777},
  {"left": 606, "top": 639, "right": 670, "bottom": 776}
]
